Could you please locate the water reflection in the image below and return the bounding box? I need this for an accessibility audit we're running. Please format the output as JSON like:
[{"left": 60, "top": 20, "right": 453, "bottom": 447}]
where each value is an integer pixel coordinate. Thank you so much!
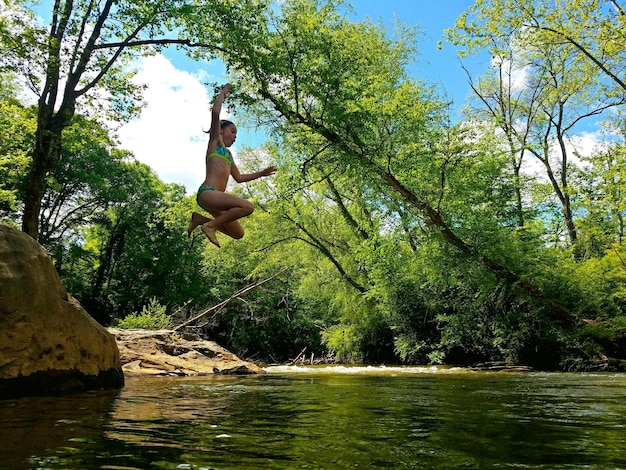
[
  {"left": 1, "top": 368, "right": 626, "bottom": 469},
  {"left": 0, "top": 390, "right": 119, "bottom": 469}
]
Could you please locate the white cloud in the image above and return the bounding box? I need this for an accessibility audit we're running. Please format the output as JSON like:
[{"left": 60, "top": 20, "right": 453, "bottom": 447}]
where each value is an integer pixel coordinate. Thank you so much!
[
  {"left": 569, "top": 131, "right": 606, "bottom": 160},
  {"left": 116, "top": 54, "right": 233, "bottom": 194},
  {"left": 492, "top": 56, "right": 529, "bottom": 92},
  {"left": 519, "top": 130, "right": 605, "bottom": 179}
]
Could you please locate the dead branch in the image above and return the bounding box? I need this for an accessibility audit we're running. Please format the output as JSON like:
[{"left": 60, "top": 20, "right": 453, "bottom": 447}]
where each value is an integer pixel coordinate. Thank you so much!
[
  {"left": 289, "top": 347, "right": 307, "bottom": 365},
  {"left": 173, "top": 268, "right": 288, "bottom": 331}
]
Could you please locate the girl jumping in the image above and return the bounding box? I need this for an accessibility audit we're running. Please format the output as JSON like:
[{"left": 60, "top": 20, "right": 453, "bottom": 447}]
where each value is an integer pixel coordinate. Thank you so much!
[{"left": 187, "top": 84, "right": 276, "bottom": 247}]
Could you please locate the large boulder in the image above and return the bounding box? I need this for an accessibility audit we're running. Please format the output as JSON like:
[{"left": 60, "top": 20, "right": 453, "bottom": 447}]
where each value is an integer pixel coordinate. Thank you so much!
[
  {"left": 110, "top": 328, "right": 266, "bottom": 376},
  {"left": 0, "top": 224, "right": 124, "bottom": 398}
]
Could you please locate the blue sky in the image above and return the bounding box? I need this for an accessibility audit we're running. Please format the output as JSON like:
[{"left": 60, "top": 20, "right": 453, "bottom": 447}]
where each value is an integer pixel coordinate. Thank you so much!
[
  {"left": 346, "top": 0, "right": 484, "bottom": 104},
  {"left": 164, "top": 0, "right": 483, "bottom": 114},
  {"left": 118, "top": 1, "right": 488, "bottom": 193}
]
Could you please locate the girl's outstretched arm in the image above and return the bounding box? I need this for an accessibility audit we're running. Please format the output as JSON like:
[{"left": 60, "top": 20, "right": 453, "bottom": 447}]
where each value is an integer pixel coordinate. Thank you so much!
[{"left": 231, "top": 164, "right": 277, "bottom": 183}]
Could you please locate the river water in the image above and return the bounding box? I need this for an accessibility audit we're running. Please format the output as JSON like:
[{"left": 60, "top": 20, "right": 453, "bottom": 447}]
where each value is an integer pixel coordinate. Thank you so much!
[{"left": 1, "top": 366, "right": 625, "bottom": 469}]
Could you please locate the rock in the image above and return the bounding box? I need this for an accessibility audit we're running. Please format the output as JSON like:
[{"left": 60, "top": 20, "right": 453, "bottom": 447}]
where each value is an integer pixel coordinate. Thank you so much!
[
  {"left": 109, "top": 328, "right": 266, "bottom": 376},
  {"left": 0, "top": 224, "right": 124, "bottom": 398}
]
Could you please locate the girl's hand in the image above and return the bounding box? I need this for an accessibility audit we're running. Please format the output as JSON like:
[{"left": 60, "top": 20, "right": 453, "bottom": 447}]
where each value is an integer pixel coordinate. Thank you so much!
[
  {"left": 222, "top": 83, "right": 232, "bottom": 97},
  {"left": 262, "top": 166, "right": 277, "bottom": 176}
]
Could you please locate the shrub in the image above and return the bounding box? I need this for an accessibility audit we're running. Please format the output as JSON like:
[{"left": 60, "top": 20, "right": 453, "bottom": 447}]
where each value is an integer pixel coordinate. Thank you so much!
[{"left": 113, "top": 298, "right": 171, "bottom": 329}]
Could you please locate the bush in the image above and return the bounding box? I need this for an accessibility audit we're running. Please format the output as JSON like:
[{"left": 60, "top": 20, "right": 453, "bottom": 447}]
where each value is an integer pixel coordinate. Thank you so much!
[{"left": 113, "top": 298, "right": 171, "bottom": 329}]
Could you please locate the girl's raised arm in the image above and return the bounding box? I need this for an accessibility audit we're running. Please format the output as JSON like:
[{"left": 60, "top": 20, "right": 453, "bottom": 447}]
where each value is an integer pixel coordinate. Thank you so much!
[{"left": 210, "top": 83, "right": 231, "bottom": 137}]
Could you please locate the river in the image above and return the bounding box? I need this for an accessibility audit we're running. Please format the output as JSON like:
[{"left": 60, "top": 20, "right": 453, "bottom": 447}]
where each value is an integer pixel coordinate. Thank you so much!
[{"left": 1, "top": 366, "right": 625, "bottom": 469}]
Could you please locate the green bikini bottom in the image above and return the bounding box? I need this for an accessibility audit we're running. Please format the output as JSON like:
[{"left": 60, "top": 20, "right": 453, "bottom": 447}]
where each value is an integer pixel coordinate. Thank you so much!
[{"left": 196, "top": 184, "right": 216, "bottom": 202}]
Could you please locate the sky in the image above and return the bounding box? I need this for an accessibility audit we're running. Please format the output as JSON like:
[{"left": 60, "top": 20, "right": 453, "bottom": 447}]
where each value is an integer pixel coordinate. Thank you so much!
[{"left": 115, "top": 1, "right": 484, "bottom": 194}]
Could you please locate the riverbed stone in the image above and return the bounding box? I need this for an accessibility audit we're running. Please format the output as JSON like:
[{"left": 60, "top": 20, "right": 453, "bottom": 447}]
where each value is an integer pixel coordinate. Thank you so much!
[
  {"left": 0, "top": 224, "right": 124, "bottom": 398},
  {"left": 109, "top": 328, "right": 266, "bottom": 376}
]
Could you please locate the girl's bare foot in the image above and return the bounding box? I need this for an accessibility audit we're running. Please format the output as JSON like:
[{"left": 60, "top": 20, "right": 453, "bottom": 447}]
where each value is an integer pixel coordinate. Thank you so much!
[
  {"left": 201, "top": 222, "right": 221, "bottom": 248},
  {"left": 187, "top": 211, "right": 210, "bottom": 237}
]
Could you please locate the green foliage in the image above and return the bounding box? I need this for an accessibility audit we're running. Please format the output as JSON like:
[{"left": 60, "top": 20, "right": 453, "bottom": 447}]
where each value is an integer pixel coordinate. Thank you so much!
[
  {"left": 448, "top": 0, "right": 626, "bottom": 248},
  {"left": 113, "top": 298, "right": 171, "bottom": 330},
  {"left": 40, "top": 116, "right": 134, "bottom": 246},
  {"left": 2, "top": 0, "right": 625, "bottom": 370},
  {"left": 73, "top": 180, "right": 210, "bottom": 324},
  {"left": 215, "top": 0, "right": 626, "bottom": 368},
  {"left": 0, "top": 77, "right": 34, "bottom": 219},
  {"left": 567, "top": 244, "right": 626, "bottom": 317}
]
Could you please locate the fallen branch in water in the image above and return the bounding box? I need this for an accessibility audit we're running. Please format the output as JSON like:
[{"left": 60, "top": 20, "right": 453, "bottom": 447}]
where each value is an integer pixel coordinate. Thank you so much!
[
  {"left": 471, "top": 362, "right": 533, "bottom": 372},
  {"left": 289, "top": 347, "right": 307, "bottom": 365},
  {"left": 173, "top": 268, "right": 288, "bottom": 331}
]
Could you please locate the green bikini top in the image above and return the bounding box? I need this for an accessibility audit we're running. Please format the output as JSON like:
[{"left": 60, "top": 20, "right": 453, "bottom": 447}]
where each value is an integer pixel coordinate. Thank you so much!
[{"left": 208, "top": 145, "right": 233, "bottom": 164}]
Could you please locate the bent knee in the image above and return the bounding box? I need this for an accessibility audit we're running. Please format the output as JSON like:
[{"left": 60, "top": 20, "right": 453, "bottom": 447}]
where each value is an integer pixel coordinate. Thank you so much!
[{"left": 242, "top": 201, "right": 254, "bottom": 216}]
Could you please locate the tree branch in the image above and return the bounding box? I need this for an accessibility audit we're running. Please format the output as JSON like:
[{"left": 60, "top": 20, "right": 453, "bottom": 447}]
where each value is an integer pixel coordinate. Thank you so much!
[
  {"left": 92, "top": 38, "right": 227, "bottom": 53},
  {"left": 285, "top": 214, "right": 368, "bottom": 293},
  {"left": 527, "top": 23, "right": 626, "bottom": 92},
  {"left": 325, "top": 176, "right": 370, "bottom": 241},
  {"left": 173, "top": 268, "right": 288, "bottom": 331}
]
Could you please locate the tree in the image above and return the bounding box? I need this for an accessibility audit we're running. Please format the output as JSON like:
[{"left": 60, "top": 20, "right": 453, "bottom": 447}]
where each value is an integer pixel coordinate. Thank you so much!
[
  {"left": 576, "top": 139, "right": 626, "bottom": 248},
  {"left": 204, "top": 0, "right": 575, "bottom": 318},
  {"left": 447, "top": 0, "right": 626, "bottom": 92},
  {"left": 75, "top": 162, "right": 196, "bottom": 323},
  {"left": 0, "top": 0, "right": 267, "bottom": 239},
  {"left": 39, "top": 115, "right": 134, "bottom": 255},
  {"left": 448, "top": 0, "right": 626, "bottom": 245},
  {"left": 0, "top": 75, "right": 34, "bottom": 221}
]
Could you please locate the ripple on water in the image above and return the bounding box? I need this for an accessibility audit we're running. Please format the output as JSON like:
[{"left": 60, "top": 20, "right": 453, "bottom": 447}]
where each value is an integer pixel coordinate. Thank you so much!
[{"left": 1, "top": 369, "right": 626, "bottom": 469}]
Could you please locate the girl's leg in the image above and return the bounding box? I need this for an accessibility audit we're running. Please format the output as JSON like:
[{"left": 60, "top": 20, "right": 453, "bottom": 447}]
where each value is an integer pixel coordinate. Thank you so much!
[
  {"left": 187, "top": 211, "right": 245, "bottom": 240},
  {"left": 187, "top": 211, "right": 210, "bottom": 237},
  {"left": 187, "top": 211, "right": 244, "bottom": 239},
  {"left": 197, "top": 191, "right": 254, "bottom": 247},
  {"left": 207, "top": 210, "right": 245, "bottom": 239}
]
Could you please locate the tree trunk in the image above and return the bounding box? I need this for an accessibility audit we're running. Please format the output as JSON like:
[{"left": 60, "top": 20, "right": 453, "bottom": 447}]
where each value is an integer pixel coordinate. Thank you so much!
[
  {"left": 21, "top": 86, "right": 76, "bottom": 238},
  {"left": 21, "top": 122, "right": 62, "bottom": 239}
]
